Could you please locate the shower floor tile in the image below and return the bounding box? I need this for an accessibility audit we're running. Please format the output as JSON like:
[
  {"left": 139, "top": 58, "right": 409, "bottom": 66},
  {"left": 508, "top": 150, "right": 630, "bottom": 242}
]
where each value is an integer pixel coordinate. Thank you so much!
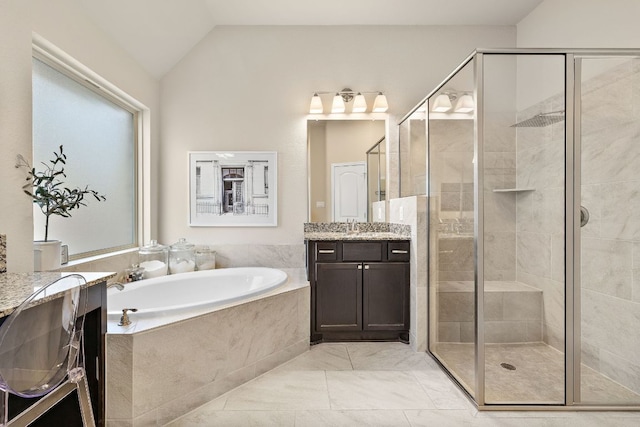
[{"left": 434, "top": 342, "right": 640, "bottom": 404}]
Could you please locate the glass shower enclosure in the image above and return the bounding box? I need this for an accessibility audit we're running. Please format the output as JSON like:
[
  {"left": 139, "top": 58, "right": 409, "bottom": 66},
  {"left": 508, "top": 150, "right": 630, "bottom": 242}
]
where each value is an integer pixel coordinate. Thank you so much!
[{"left": 402, "top": 49, "right": 640, "bottom": 409}]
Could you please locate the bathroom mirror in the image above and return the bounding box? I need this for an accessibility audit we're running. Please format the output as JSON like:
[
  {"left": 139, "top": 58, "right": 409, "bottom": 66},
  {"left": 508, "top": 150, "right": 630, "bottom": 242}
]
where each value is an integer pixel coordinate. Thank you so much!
[{"left": 307, "top": 119, "right": 386, "bottom": 223}]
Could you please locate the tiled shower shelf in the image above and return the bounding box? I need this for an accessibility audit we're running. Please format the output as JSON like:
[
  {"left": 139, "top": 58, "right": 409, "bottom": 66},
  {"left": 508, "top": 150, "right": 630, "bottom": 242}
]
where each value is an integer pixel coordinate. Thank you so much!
[{"left": 492, "top": 188, "right": 535, "bottom": 193}]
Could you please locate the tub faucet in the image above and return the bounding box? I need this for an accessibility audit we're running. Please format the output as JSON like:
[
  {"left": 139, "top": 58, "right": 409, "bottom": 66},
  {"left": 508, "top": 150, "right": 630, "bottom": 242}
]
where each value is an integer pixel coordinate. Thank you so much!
[
  {"left": 107, "top": 282, "right": 125, "bottom": 291},
  {"left": 118, "top": 308, "right": 138, "bottom": 326}
]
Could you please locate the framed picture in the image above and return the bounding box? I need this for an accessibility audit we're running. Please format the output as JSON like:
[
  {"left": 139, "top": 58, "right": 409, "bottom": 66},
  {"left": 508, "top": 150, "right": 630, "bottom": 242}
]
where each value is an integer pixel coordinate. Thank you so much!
[{"left": 189, "top": 151, "right": 277, "bottom": 227}]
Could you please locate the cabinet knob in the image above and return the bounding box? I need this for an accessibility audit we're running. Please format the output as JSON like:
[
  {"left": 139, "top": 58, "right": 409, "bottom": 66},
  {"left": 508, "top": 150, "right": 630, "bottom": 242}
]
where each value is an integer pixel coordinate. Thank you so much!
[
  {"left": 364, "top": 265, "right": 370, "bottom": 270},
  {"left": 358, "top": 265, "right": 363, "bottom": 270}
]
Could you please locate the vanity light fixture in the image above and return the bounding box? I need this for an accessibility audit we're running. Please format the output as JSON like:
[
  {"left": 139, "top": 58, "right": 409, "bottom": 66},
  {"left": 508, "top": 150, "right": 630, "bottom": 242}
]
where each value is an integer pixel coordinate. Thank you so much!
[
  {"left": 309, "top": 93, "right": 324, "bottom": 114},
  {"left": 432, "top": 93, "right": 453, "bottom": 112},
  {"left": 454, "top": 93, "right": 474, "bottom": 113},
  {"left": 308, "top": 88, "right": 389, "bottom": 114}
]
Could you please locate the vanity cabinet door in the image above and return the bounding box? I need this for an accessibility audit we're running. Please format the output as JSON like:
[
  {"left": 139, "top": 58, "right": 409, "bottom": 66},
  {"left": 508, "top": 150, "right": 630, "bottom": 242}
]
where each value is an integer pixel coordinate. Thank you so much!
[
  {"left": 363, "top": 262, "right": 409, "bottom": 331},
  {"left": 315, "top": 262, "right": 362, "bottom": 332}
]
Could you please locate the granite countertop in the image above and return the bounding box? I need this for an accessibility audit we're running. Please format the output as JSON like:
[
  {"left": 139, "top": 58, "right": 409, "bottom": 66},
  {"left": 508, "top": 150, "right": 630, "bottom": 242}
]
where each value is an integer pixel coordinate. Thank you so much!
[
  {"left": 0, "top": 272, "right": 115, "bottom": 317},
  {"left": 304, "top": 231, "right": 410, "bottom": 241},
  {"left": 304, "top": 222, "right": 411, "bottom": 241}
]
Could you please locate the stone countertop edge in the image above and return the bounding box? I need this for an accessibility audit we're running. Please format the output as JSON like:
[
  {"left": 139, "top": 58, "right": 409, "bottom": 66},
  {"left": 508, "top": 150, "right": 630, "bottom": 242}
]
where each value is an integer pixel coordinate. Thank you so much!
[
  {"left": 304, "top": 232, "right": 410, "bottom": 241},
  {"left": 0, "top": 271, "right": 116, "bottom": 317}
]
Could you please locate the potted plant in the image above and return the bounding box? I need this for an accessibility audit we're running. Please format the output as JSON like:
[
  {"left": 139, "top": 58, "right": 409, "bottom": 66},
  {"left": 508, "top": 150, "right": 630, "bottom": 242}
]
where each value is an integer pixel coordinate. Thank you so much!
[{"left": 16, "top": 145, "right": 106, "bottom": 271}]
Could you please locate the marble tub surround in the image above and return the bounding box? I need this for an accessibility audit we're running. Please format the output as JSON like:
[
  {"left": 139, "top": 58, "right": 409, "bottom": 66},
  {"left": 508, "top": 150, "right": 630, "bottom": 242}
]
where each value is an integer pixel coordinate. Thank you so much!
[
  {"left": 106, "top": 270, "right": 310, "bottom": 426},
  {"left": 0, "top": 234, "right": 5, "bottom": 273},
  {"left": 304, "top": 222, "right": 410, "bottom": 240},
  {"left": 0, "top": 271, "right": 115, "bottom": 317},
  {"left": 61, "top": 243, "right": 306, "bottom": 285}
]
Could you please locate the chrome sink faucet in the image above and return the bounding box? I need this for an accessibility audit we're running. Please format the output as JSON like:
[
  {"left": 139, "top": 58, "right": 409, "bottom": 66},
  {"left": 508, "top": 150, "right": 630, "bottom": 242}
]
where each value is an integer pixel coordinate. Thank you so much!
[{"left": 345, "top": 219, "right": 359, "bottom": 234}]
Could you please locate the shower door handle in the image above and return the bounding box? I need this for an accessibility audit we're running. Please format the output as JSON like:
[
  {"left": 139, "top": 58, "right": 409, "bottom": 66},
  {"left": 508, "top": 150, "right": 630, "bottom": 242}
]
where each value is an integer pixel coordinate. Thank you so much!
[{"left": 580, "top": 206, "right": 589, "bottom": 227}]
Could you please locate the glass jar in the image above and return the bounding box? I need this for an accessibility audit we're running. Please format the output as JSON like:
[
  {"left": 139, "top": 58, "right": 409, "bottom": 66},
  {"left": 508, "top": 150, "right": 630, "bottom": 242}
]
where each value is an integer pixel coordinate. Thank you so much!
[
  {"left": 169, "top": 238, "right": 196, "bottom": 274},
  {"left": 124, "top": 264, "right": 144, "bottom": 282},
  {"left": 138, "top": 240, "right": 168, "bottom": 279},
  {"left": 195, "top": 246, "right": 216, "bottom": 271}
]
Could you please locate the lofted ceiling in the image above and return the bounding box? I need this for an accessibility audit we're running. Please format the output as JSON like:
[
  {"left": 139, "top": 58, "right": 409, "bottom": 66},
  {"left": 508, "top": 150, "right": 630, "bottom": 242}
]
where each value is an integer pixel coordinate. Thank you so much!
[{"left": 75, "top": 0, "right": 543, "bottom": 79}]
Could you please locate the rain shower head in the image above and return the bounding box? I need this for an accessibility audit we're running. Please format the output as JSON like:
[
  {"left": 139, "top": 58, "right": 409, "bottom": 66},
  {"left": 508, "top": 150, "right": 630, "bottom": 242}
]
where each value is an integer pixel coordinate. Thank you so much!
[{"left": 511, "top": 110, "right": 565, "bottom": 128}]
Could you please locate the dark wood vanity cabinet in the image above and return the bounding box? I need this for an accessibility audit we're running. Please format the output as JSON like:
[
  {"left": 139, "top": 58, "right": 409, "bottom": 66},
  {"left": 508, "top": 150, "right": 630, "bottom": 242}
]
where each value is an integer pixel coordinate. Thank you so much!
[{"left": 307, "top": 240, "right": 410, "bottom": 343}]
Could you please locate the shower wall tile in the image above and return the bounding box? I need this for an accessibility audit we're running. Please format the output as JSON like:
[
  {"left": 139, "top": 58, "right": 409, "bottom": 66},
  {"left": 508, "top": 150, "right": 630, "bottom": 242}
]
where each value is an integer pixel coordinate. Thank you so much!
[
  {"left": 438, "top": 322, "right": 461, "bottom": 342},
  {"left": 516, "top": 232, "right": 551, "bottom": 278},
  {"left": 430, "top": 120, "right": 474, "bottom": 153},
  {"left": 582, "top": 288, "right": 640, "bottom": 367},
  {"left": 551, "top": 233, "right": 564, "bottom": 284},
  {"left": 581, "top": 237, "right": 632, "bottom": 300},
  {"left": 598, "top": 348, "right": 640, "bottom": 395},
  {"left": 484, "top": 232, "right": 516, "bottom": 281},
  {"left": 581, "top": 121, "right": 640, "bottom": 186},
  {"left": 484, "top": 192, "right": 516, "bottom": 233},
  {"left": 633, "top": 242, "right": 640, "bottom": 303},
  {"left": 483, "top": 112, "right": 517, "bottom": 153},
  {"left": 600, "top": 180, "right": 640, "bottom": 241},
  {"left": 543, "top": 323, "right": 564, "bottom": 353},
  {"left": 532, "top": 188, "right": 564, "bottom": 236},
  {"left": 502, "top": 291, "right": 542, "bottom": 321},
  {"left": 517, "top": 271, "right": 564, "bottom": 332},
  {"left": 484, "top": 320, "right": 541, "bottom": 343},
  {"left": 516, "top": 140, "right": 564, "bottom": 190},
  {"left": 580, "top": 184, "right": 603, "bottom": 239}
]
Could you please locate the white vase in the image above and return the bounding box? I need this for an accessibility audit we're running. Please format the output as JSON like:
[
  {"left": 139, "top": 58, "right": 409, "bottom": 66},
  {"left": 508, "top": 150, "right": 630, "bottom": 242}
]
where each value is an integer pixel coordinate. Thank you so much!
[{"left": 34, "top": 240, "right": 62, "bottom": 272}]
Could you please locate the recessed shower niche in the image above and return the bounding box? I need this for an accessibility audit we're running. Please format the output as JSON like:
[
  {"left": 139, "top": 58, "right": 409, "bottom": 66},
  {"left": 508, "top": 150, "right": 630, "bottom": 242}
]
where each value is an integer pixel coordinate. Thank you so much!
[{"left": 400, "top": 49, "right": 640, "bottom": 409}]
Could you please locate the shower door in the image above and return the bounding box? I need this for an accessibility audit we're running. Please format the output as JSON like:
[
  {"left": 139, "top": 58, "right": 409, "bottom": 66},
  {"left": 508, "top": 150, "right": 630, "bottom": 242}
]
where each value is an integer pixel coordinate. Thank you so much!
[
  {"left": 481, "top": 53, "right": 567, "bottom": 405},
  {"left": 576, "top": 55, "right": 640, "bottom": 406}
]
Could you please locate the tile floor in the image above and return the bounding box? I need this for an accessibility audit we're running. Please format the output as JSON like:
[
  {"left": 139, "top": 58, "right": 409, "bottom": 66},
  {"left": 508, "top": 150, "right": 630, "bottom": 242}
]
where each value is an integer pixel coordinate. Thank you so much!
[{"left": 167, "top": 342, "right": 640, "bottom": 426}]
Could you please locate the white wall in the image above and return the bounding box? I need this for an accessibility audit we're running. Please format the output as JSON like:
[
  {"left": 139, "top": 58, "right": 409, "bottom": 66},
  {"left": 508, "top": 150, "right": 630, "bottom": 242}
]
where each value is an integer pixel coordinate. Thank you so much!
[
  {"left": 0, "top": 0, "right": 160, "bottom": 272},
  {"left": 516, "top": 0, "right": 640, "bottom": 109},
  {"left": 159, "top": 25, "right": 515, "bottom": 245},
  {"left": 518, "top": 0, "right": 640, "bottom": 48}
]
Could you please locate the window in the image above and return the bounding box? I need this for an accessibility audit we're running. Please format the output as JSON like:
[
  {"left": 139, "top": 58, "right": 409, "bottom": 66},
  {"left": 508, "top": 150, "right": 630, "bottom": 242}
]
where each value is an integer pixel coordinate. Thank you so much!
[{"left": 32, "top": 54, "right": 139, "bottom": 259}]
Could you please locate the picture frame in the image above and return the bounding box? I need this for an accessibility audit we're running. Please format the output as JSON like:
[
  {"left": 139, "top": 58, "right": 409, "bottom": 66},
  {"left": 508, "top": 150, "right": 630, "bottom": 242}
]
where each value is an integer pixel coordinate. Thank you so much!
[{"left": 189, "top": 151, "right": 277, "bottom": 227}]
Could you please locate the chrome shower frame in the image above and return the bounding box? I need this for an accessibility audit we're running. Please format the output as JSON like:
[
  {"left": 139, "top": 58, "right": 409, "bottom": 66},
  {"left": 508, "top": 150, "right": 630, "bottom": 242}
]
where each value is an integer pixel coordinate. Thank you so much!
[{"left": 404, "top": 48, "right": 640, "bottom": 411}]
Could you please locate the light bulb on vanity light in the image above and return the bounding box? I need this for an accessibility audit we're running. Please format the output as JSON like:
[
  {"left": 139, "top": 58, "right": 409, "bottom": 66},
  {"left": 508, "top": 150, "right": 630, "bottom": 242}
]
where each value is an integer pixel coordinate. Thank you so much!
[
  {"left": 309, "top": 93, "right": 324, "bottom": 114},
  {"left": 331, "top": 93, "right": 346, "bottom": 113},
  {"left": 372, "top": 92, "right": 388, "bottom": 113},
  {"left": 454, "top": 93, "right": 474, "bottom": 113},
  {"left": 432, "top": 93, "right": 452, "bottom": 112},
  {"left": 352, "top": 93, "right": 367, "bottom": 113}
]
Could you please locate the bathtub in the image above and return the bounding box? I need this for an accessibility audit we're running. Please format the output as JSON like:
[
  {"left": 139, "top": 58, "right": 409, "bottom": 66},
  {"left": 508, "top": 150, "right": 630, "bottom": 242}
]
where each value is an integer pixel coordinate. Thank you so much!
[
  {"left": 106, "top": 266, "right": 310, "bottom": 424},
  {"left": 108, "top": 267, "right": 287, "bottom": 323}
]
